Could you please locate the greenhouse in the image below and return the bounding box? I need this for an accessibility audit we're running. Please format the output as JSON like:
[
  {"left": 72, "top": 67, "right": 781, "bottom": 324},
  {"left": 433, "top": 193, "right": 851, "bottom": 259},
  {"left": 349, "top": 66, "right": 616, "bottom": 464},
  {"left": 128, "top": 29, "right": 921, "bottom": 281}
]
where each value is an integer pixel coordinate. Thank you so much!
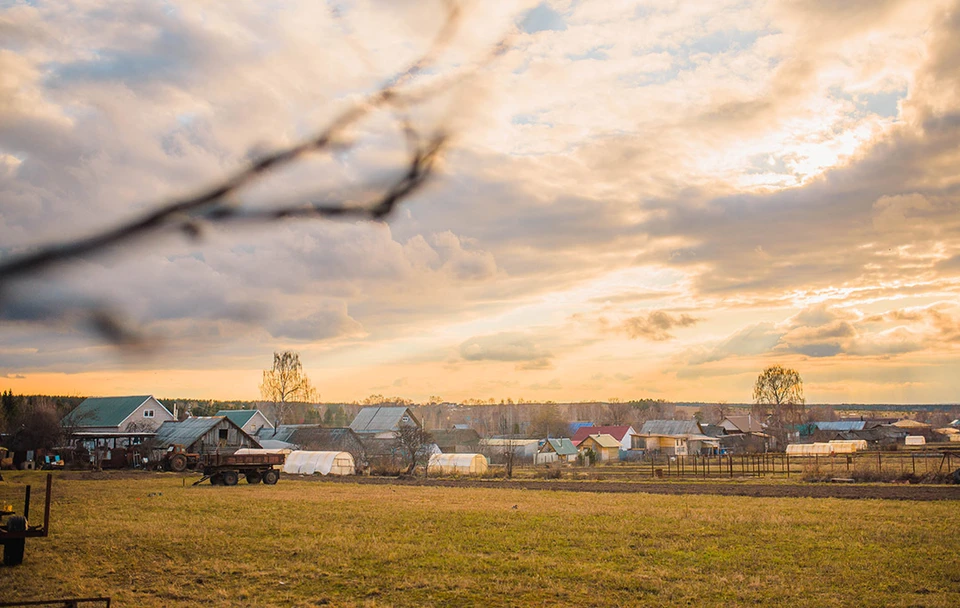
[
  {"left": 283, "top": 450, "right": 355, "bottom": 476},
  {"left": 427, "top": 453, "right": 488, "bottom": 476}
]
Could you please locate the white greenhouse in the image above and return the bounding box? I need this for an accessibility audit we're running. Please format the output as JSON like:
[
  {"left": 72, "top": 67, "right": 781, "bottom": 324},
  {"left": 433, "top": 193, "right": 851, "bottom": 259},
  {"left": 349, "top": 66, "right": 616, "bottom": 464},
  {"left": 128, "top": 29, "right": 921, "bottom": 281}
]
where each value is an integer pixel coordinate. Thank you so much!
[
  {"left": 283, "top": 450, "right": 356, "bottom": 476},
  {"left": 427, "top": 453, "right": 488, "bottom": 476}
]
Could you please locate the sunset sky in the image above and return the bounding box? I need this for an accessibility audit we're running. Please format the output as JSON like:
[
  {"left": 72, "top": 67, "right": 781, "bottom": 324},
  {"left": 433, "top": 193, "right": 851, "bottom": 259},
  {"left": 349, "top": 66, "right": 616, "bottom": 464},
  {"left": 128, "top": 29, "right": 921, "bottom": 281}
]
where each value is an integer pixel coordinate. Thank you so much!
[{"left": 1, "top": 0, "right": 959, "bottom": 404}]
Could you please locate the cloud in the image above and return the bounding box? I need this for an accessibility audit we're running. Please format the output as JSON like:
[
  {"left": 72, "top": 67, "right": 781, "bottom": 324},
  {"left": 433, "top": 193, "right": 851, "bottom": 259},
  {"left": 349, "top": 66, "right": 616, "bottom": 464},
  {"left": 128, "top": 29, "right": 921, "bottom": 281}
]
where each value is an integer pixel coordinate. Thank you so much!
[
  {"left": 460, "top": 332, "right": 553, "bottom": 366},
  {"left": 621, "top": 311, "right": 700, "bottom": 341},
  {"left": 266, "top": 303, "right": 365, "bottom": 342}
]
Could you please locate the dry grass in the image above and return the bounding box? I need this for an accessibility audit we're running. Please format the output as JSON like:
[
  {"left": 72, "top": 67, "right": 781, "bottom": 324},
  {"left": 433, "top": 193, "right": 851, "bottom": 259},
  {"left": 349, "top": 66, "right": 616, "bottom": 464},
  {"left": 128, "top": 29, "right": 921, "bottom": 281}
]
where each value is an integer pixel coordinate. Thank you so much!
[{"left": 2, "top": 470, "right": 959, "bottom": 607}]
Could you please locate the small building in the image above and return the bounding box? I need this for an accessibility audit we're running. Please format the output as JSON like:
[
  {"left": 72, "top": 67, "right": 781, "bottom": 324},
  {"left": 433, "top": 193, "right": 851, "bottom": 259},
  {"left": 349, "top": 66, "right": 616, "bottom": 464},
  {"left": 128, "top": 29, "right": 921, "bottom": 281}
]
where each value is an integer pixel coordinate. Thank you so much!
[
  {"left": 428, "top": 453, "right": 488, "bottom": 476},
  {"left": 215, "top": 409, "right": 273, "bottom": 435},
  {"left": 63, "top": 395, "right": 174, "bottom": 433},
  {"left": 479, "top": 438, "right": 540, "bottom": 464},
  {"left": 153, "top": 416, "right": 260, "bottom": 454},
  {"left": 719, "top": 415, "right": 764, "bottom": 434},
  {"left": 431, "top": 428, "right": 482, "bottom": 454},
  {"left": 578, "top": 434, "right": 620, "bottom": 462},
  {"left": 349, "top": 406, "right": 421, "bottom": 439},
  {"left": 536, "top": 438, "right": 579, "bottom": 464},
  {"left": 571, "top": 425, "right": 637, "bottom": 451},
  {"left": 635, "top": 420, "right": 719, "bottom": 455}
]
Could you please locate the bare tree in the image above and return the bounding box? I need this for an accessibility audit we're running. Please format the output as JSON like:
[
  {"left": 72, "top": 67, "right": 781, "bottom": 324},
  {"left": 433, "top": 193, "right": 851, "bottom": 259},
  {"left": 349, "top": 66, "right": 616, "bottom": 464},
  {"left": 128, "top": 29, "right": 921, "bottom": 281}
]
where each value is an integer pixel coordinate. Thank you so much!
[
  {"left": 605, "top": 401, "right": 632, "bottom": 426},
  {"left": 752, "top": 365, "right": 805, "bottom": 450},
  {"left": 260, "top": 351, "right": 317, "bottom": 426},
  {"left": 498, "top": 415, "right": 517, "bottom": 479},
  {"left": 393, "top": 424, "right": 433, "bottom": 476}
]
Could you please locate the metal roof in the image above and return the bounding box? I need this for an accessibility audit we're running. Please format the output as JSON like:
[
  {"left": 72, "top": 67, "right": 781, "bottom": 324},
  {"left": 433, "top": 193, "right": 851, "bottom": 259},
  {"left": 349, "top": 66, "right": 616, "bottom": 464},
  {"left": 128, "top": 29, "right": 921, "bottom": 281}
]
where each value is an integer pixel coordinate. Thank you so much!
[
  {"left": 571, "top": 426, "right": 634, "bottom": 444},
  {"left": 215, "top": 409, "right": 263, "bottom": 427},
  {"left": 544, "top": 437, "right": 578, "bottom": 456},
  {"left": 720, "top": 416, "right": 764, "bottom": 433},
  {"left": 639, "top": 420, "right": 701, "bottom": 436},
  {"left": 349, "top": 406, "right": 419, "bottom": 433},
  {"left": 815, "top": 421, "right": 866, "bottom": 431},
  {"left": 581, "top": 434, "right": 620, "bottom": 449},
  {"left": 154, "top": 417, "right": 224, "bottom": 449},
  {"left": 63, "top": 396, "right": 168, "bottom": 428}
]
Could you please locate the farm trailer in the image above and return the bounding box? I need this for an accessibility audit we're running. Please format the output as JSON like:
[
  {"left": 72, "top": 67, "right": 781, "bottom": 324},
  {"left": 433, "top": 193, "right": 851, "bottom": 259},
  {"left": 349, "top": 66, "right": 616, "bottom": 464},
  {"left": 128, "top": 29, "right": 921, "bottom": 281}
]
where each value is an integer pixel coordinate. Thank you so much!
[
  {"left": 0, "top": 473, "right": 52, "bottom": 566},
  {"left": 193, "top": 452, "right": 285, "bottom": 486}
]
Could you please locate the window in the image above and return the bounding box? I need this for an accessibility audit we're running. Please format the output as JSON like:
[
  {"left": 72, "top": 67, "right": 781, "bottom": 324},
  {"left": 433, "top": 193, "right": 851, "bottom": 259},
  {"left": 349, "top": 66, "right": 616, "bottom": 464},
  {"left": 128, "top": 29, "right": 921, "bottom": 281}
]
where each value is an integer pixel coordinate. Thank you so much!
[
  {"left": 218, "top": 429, "right": 229, "bottom": 440},
  {"left": 144, "top": 410, "right": 155, "bottom": 418}
]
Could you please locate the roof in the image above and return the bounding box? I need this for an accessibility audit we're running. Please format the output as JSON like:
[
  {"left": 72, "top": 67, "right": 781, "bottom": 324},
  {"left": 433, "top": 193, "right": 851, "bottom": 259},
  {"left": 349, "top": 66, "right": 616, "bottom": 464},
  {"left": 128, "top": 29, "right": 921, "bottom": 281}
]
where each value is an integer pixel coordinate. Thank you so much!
[
  {"left": 349, "top": 407, "right": 419, "bottom": 433},
  {"left": 152, "top": 416, "right": 259, "bottom": 450},
  {"left": 891, "top": 419, "right": 931, "bottom": 429},
  {"left": 257, "top": 425, "right": 363, "bottom": 452},
  {"left": 479, "top": 438, "right": 540, "bottom": 447},
  {"left": 63, "top": 396, "right": 167, "bottom": 428},
  {"left": 639, "top": 420, "right": 701, "bottom": 437},
  {"left": 721, "top": 416, "right": 764, "bottom": 433},
  {"left": 215, "top": 409, "right": 265, "bottom": 428},
  {"left": 571, "top": 425, "right": 635, "bottom": 445},
  {"left": 544, "top": 438, "right": 578, "bottom": 456},
  {"left": 580, "top": 434, "right": 620, "bottom": 449},
  {"left": 814, "top": 421, "right": 866, "bottom": 432}
]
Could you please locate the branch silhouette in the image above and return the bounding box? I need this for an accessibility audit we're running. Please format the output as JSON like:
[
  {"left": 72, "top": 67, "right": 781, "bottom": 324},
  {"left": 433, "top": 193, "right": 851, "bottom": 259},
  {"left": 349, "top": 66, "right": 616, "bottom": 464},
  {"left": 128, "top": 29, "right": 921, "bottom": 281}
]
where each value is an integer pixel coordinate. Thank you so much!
[{"left": 0, "top": 2, "right": 505, "bottom": 347}]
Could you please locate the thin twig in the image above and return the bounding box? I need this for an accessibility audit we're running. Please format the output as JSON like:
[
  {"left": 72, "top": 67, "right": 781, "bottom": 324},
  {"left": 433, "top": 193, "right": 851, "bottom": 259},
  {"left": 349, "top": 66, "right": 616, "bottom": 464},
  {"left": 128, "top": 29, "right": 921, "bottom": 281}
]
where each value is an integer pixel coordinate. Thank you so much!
[{"left": 0, "top": 3, "right": 463, "bottom": 286}]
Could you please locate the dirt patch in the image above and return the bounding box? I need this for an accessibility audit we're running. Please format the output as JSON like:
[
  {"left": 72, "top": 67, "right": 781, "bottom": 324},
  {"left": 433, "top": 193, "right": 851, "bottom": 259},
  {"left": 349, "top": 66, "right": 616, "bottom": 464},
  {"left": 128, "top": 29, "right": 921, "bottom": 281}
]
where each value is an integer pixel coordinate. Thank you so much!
[{"left": 314, "top": 476, "right": 960, "bottom": 501}]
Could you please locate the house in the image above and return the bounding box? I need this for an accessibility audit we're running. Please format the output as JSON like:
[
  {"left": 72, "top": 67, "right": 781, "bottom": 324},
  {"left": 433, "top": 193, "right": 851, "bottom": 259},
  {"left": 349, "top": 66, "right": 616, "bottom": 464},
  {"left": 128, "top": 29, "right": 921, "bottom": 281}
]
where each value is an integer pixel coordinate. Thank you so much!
[
  {"left": 719, "top": 415, "right": 764, "bottom": 434},
  {"left": 536, "top": 438, "right": 578, "bottom": 464},
  {"left": 62, "top": 395, "right": 174, "bottom": 433},
  {"left": 578, "top": 434, "right": 620, "bottom": 462},
  {"left": 215, "top": 409, "right": 273, "bottom": 435},
  {"left": 431, "top": 428, "right": 482, "bottom": 454},
  {"left": 153, "top": 416, "right": 260, "bottom": 454},
  {"left": 570, "top": 425, "right": 637, "bottom": 451},
  {"left": 349, "top": 406, "right": 421, "bottom": 439},
  {"left": 635, "top": 420, "right": 720, "bottom": 456}
]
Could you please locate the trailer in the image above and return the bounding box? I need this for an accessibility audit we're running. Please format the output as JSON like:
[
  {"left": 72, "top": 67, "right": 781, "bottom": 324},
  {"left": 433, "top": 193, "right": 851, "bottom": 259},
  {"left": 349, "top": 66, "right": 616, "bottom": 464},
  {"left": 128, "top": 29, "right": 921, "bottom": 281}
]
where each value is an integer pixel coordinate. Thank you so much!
[
  {"left": 0, "top": 473, "right": 52, "bottom": 566},
  {"left": 192, "top": 451, "right": 285, "bottom": 486}
]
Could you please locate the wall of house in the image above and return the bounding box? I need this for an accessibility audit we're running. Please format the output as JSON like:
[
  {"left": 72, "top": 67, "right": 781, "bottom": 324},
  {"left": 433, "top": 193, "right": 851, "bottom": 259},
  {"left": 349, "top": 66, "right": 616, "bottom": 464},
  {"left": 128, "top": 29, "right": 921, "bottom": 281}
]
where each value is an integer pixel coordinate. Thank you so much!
[
  {"left": 188, "top": 419, "right": 258, "bottom": 453},
  {"left": 120, "top": 397, "right": 175, "bottom": 432}
]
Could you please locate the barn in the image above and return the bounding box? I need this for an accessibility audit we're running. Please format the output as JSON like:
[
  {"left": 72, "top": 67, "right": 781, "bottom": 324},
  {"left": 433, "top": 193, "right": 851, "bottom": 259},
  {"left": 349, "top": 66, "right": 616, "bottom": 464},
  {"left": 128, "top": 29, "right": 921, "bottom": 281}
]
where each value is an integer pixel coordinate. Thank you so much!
[
  {"left": 428, "top": 453, "right": 488, "bottom": 476},
  {"left": 153, "top": 416, "right": 260, "bottom": 454}
]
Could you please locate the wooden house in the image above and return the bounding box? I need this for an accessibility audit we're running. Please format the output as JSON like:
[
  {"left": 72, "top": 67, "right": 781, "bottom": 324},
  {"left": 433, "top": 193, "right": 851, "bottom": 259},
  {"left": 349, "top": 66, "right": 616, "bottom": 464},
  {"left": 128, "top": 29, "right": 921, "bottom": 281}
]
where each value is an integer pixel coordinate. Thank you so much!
[
  {"left": 215, "top": 409, "right": 273, "bottom": 435},
  {"left": 62, "top": 395, "right": 174, "bottom": 433},
  {"left": 578, "top": 434, "right": 620, "bottom": 462},
  {"left": 153, "top": 416, "right": 260, "bottom": 455}
]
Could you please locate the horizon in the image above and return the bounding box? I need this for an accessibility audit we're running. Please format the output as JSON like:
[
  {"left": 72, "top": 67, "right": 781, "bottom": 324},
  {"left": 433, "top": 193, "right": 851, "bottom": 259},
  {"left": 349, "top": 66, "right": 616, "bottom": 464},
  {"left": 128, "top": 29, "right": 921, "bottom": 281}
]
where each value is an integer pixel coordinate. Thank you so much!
[{"left": 3, "top": 1, "right": 960, "bottom": 404}]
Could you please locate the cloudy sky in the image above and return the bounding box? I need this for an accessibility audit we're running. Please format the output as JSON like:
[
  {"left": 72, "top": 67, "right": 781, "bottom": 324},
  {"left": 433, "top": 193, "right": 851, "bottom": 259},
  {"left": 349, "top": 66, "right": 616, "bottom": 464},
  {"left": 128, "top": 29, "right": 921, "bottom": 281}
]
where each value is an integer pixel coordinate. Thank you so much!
[{"left": 1, "top": 0, "right": 959, "bottom": 403}]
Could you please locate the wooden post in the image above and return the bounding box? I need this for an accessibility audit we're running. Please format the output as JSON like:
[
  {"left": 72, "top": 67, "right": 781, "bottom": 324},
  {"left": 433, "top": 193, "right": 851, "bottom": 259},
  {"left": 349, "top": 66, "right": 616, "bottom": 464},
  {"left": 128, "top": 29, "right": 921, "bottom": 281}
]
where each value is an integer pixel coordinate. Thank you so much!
[
  {"left": 786, "top": 454, "right": 790, "bottom": 478},
  {"left": 877, "top": 452, "right": 882, "bottom": 473}
]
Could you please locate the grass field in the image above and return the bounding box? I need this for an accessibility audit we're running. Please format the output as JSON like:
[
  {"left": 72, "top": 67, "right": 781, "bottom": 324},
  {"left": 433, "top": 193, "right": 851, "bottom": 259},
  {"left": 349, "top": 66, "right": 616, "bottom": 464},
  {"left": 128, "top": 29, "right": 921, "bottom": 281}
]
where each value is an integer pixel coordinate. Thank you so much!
[{"left": 2, "top": 471, "right": 959, "bottom": 607}]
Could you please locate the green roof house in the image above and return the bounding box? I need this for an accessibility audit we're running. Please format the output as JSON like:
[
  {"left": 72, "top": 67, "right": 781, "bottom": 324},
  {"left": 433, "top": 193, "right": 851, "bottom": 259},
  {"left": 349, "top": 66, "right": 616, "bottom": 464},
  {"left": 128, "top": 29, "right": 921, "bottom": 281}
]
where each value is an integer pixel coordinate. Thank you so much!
[
  {"left": 215, "top": 409, "right": 273, "bottom": 435},
  {"left": 62, "top": 395, "right": 174, "bottom": 433}
]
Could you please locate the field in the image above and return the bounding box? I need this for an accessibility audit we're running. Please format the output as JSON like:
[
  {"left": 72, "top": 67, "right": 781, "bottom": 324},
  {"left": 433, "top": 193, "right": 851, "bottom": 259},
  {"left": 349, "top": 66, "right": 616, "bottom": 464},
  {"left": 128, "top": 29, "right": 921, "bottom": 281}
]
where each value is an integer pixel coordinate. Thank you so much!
[{"left": 2, "top": 471, "right": 959, "bottom": 607}]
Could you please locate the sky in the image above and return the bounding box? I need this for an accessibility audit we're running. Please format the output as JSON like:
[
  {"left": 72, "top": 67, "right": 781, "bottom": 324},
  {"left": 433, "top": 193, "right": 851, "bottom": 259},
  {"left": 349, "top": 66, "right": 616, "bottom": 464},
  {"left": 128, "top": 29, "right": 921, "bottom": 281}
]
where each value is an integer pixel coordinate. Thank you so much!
[{"left": 1, "top": 0, "right": 959, "bottom": 404}]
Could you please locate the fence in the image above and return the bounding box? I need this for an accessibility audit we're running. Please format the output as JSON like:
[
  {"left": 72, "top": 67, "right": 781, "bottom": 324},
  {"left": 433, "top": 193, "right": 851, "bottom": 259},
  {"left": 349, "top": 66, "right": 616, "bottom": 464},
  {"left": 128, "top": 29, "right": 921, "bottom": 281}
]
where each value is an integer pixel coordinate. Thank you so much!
[{"left": 515, "top": 450, "right": 959, "bottom": 481}]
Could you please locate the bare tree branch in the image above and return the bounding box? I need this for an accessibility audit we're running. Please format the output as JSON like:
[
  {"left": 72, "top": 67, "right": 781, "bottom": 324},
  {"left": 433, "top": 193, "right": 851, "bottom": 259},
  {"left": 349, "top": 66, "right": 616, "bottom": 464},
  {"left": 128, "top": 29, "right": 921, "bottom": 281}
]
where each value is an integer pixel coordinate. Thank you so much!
[{"left": 0, "top": 2, "right": 510, "bottom": 347}]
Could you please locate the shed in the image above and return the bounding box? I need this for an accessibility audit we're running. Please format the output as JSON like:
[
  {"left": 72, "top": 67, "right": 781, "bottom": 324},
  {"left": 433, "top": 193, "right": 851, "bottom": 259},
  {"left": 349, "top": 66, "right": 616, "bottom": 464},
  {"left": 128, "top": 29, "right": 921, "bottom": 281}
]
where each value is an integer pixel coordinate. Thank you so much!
[
  {"left": 153, "top": 416, "right": 260, "bottom": 453},
  {"left": 428, "top": 453, "right": 488, "bottom": 476},
  {"left": 283, "top": 451, "right": 355, "bottom": 476},
  {"left": 578, "top": 434, "right": 620, "bottom": 462},
  {"left": 536, "top": 438, "right": 578, "bottom": 464}
]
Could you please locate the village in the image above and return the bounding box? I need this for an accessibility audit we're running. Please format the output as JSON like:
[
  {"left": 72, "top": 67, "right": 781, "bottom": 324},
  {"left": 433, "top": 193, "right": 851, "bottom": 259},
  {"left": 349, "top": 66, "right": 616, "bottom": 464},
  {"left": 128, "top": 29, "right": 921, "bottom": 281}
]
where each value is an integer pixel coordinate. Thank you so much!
[{"left": 6, "top": 394, "right": 958, "bottom": 484}]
